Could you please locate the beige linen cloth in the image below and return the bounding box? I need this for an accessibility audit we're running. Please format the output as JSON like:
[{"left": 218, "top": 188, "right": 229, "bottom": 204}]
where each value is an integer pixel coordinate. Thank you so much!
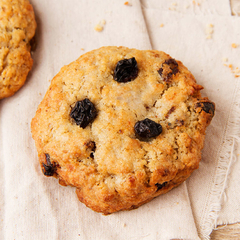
[
  {"left": 0, "top": 0, "right": 239, "bottom": 239},
  {"left": 142, "top": 0, "right": 240, "bottom": 239}
]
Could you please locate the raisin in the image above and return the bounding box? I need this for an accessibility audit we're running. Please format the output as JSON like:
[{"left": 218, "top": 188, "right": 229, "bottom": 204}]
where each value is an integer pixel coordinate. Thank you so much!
[
  {"left": 155, "top": 182, "right": 167, "bottom": 191},
  {"left": 86, "top": 141, "right": 96, "bottom": 152},
  {"left": 114, "top": 57, "right": 138, "bottom": 83},
  {"left": 70, "top": 98, "right": 97, "bottom": 128},
  {"left": 195, "top": 101, "right": 215, "bottom": 115},
  {"left": 85, "top": 140, "right": 96, "bottom": 159},
  {"left": 134, "top": 118, "right": 162, "bottom": 139},
  {"left": 158, "top": 58, "right": 179, "bottom": 82},
  {"left": 165, "top": 58, "right": 179, "bottom": 75},
  {"left": 176, "top": 119, "right": 184, "bottom": 126},
  {"left": 165, "top": 106, "right": 176, "bottom": 118},
  {"left": 42, "top": 154, "right": 56, "bottom": 176},
  {"left": 158, "top": 68, "right": 163, "bottom": 76},
  {"left": 202, "top": 102, "right": 215, "bottom": 114}
]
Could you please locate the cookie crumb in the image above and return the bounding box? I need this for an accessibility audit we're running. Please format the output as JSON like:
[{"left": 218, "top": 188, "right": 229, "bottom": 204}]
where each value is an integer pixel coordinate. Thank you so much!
[
  {"left": 81, "top": 48, "right": 85, "bottom": 51},
  {"left": 224, "top": 63, "right": 240, "bottom": 77},
  {"left": 169, "top": 6, "right": 176, "bottom": 11},
  {"left": 94, "top": 20, "right": 106, "bottom": 32},
  {"left": 206, "top": 24, "right": 214, "bottom": 39},
  {"left": 124, "top": 1, "right": 132, "bottom": 6},
  {"left": 233, "top": 67, "right": 240, "bottom": 74},
  {"left": 231, "top": 43, "right": 238, "bottom": 48},
  {"left": 94, "top": 24, "right": 103, "bottom": 32},
  {"left": 222, "top": 58, "right": 228, "bottom": 63},
  {"left": 168, "top": 2, "right": 177, "bottom": 11},
  {"left": 160, "top": 23, "right": 164, "bottom": 27},
  {"left": 100, "top": 19, "right": 106, "bottom": 25},
  {"left": 123, "top": 223, "right": 127, "bottom": 227}
]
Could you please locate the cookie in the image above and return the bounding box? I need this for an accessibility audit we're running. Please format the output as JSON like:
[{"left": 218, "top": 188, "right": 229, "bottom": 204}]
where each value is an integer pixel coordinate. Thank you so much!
[
  {"left": 0, "top": 0, "right": 36, "bottom": 99},
  {"left": 31, "top": 46, "right": 215, "bottom": 214}
]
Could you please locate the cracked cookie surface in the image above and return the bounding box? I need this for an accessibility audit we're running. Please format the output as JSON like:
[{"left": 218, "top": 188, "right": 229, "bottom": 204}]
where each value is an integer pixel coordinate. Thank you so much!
[
  {"left": 0, "top": 0, "right": 36, "bottom": 99},
  {"left": 31, "top": 46, "right": 215, "bottom": 214}
]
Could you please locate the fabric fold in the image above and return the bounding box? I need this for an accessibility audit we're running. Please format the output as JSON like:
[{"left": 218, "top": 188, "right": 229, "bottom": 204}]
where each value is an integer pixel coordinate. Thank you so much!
[{"left": 141, "top": 0, "right": 231, "bottom": 16}]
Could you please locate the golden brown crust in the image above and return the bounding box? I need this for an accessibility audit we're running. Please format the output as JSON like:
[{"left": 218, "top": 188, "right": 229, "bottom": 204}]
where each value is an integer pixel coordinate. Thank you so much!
[
  {"left": 31, "top": 46, "right": 215, "bottom": 214},
  {"left": 0, "top": 0, "right": 36, "bottom": 99}
]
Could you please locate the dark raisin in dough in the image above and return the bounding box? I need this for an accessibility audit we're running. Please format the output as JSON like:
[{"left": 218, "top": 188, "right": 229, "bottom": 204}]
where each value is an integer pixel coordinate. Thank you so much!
[
  {"left": 158, "top": 58, "right": 179, "bottom": 82},
  {"left": 134, "top": 118, "right": 162, "bottom": 139},
  {"left": 70, "top": 98, "right": 97, "bottom": 128},
  {"left": 165, "top": 59, "right": 179, "bottom": 75},
  {"left": 114, "top": 57, "right": 138, "bottom": 83},
  {"left": 86, "top": 140, "right": 96, "bottom": 152},
  {"left": 155, "top": 182, "right": 167, "bottom": 191},
  {"left": 86, "top": 140, "right": 96, "bottom": 159},
  {"left": 42, "top": 154, "right": 56, "bottom": 176},
  {"left": 195, "top": 101, "right": 215, "bottom": 115},
  {"left": 202, "top": 102, "right": 215, "bottom": 114}
]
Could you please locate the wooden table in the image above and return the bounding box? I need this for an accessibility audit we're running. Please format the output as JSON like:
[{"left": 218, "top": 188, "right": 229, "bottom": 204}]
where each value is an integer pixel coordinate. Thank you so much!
[{"left": 210, "top": 223, "right": 240, "bottom": 239}]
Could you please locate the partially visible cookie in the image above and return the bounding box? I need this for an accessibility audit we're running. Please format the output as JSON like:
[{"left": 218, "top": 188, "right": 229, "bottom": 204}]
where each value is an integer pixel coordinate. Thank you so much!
[
  {"left": 31, "top": 46, "right": 215, "bottom": 214},
  {"left": 0, "top": 0, "right": 36, "bottom": 99}
]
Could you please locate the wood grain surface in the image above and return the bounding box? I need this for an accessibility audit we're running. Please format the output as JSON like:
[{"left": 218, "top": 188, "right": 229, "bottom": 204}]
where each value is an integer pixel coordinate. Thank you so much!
[{"left": 210, "top": 223, "right": 240, "bottom": 239}]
